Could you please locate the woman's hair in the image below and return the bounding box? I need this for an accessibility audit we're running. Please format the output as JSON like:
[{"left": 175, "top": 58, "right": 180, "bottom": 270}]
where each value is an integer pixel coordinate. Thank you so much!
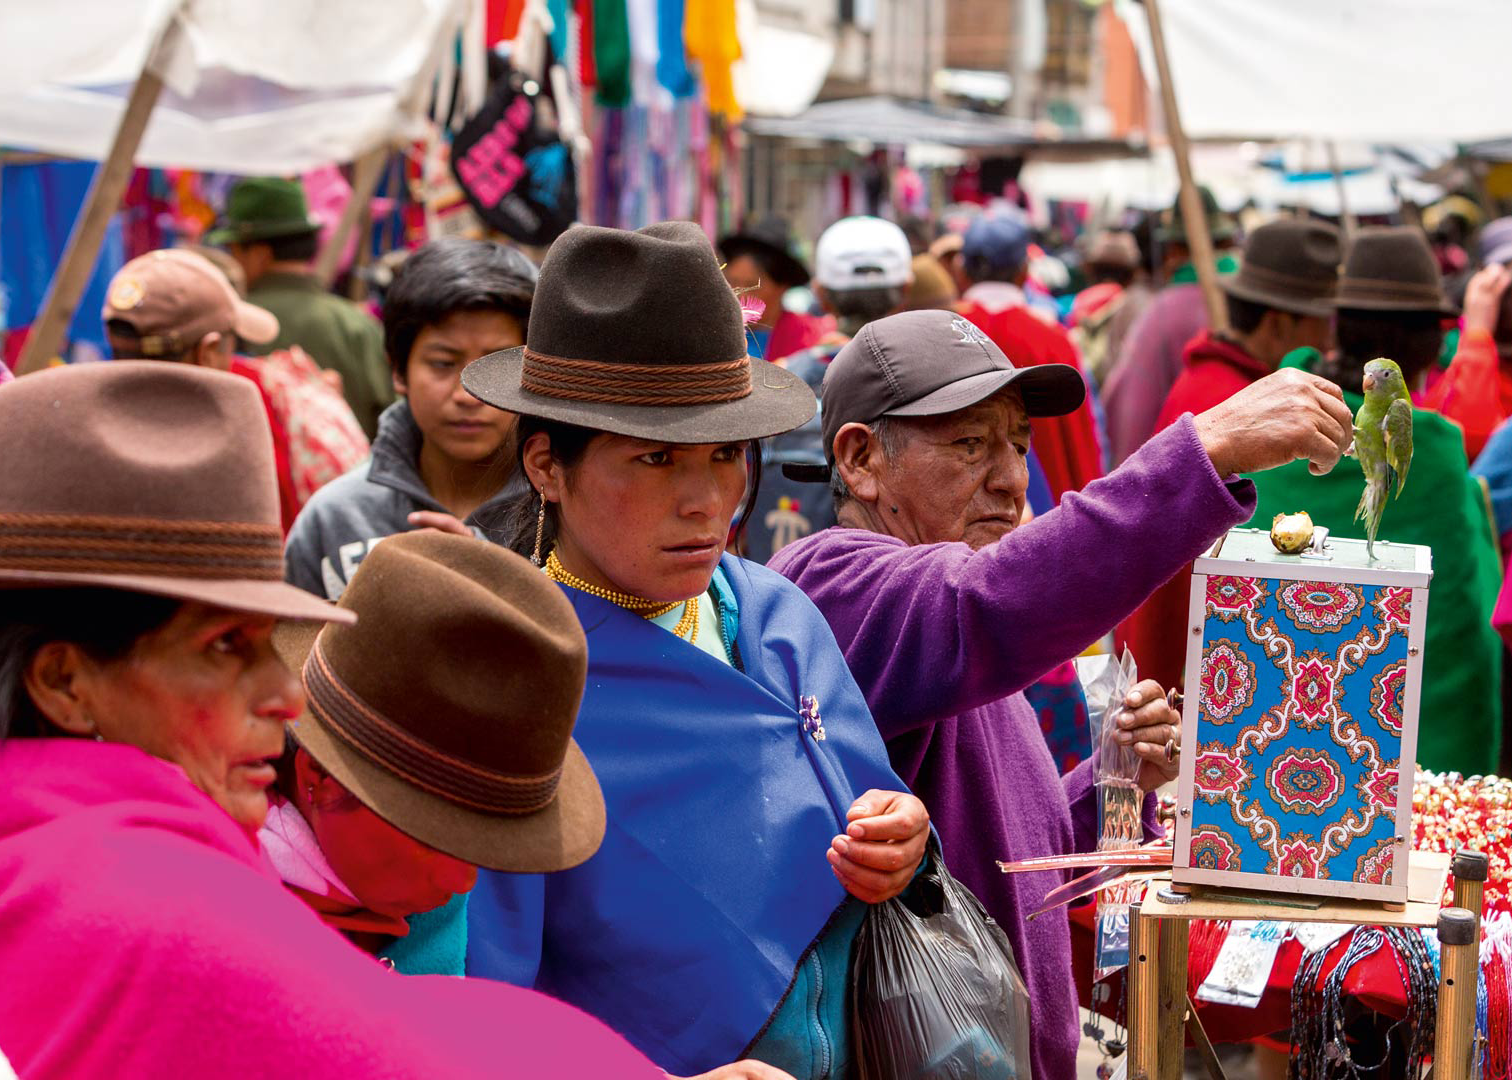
[
  {"left": 498, "top": 415, "right": 764, "bottom": 560},
  {"left": 1332, "top": 308, "right": 1445, "bottom": 393},
  {"left": 382, "top": 238, "right": 538, "bottom": 377},
  {"left": 0, "top": 588, "right": 182, "bottom": 740}
]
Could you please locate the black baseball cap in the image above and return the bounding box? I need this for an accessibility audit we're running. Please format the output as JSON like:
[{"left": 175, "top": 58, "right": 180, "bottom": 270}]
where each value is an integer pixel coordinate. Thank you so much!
[{"left": 783, "top": 309, "right": 1086, "bottom": 483}]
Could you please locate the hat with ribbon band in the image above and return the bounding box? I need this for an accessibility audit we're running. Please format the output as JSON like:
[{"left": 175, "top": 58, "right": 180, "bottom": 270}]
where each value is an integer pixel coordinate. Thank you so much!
[
  {"left": 1334, "top": 225, "right": 1458, "bottom": 316},
  {"left": 274, "top": 531, "right": 604, "bottom": 873},
  {"left": 0, "top": 361, "right": 348, "bottom": 624},
  {"left": 463, "top": 221, "right": 817, "bottom": 444}
]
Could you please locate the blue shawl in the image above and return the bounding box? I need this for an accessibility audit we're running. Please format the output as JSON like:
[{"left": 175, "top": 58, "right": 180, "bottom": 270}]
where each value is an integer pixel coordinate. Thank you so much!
[{"left": 467, "top": 556, "right": 907, "bottom": 1072}]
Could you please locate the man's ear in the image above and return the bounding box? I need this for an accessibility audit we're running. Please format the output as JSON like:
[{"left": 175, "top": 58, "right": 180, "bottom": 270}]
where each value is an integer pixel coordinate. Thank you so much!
[
  {"left": 292, "top": 745, "right": 346, "bottom": 808},
  {"left": 391, "top": 362, "right": 408, "bottom": 398},
  {"left": 22, "top": 643, "right": 100, "bottom": 738},
  {"left": 193, "top": 332, "right": 233, "bottom": 371},
  {"left": 833, "top": 422, "right": 884, "bottom": 505}
]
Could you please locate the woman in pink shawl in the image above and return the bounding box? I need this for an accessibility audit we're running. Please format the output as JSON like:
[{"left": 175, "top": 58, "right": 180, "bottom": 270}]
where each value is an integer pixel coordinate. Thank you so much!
[{"left": 0, "top": 362, "right": 678, "bottom": 1080}]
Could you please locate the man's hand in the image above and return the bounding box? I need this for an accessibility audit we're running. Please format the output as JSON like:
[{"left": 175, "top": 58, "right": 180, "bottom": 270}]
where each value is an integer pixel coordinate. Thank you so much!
[
  {"left": 827, "top": 789, "right": 929, "bottom": 904},
  {"left": 406, "top": 510, "right": 474, "bottom": 537},
  {"left": 1117, "top": 679, "right": 1180, "bottom": 792},
  {"left": 1193, "top": 367, "right": 1355, "bottom": 478},
  {"left": 1463, "top": 263, "right": 1511, "bottom": 337},
  {"left": 670, "top": 1062, "right": 797, "bottom": 1080}
]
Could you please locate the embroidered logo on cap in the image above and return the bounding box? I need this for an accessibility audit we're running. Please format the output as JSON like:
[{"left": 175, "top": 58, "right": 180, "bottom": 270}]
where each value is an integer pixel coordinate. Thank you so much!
[
  {"left": 108, "top": 278, "right": 146, "bottom": 312},
  {"left": 951, "top": 317, "right": 991, "bottom": 346}
]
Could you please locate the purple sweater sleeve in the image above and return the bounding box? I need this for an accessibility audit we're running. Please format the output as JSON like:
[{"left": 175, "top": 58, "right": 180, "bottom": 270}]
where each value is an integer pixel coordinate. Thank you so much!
[{"left": 770, "top": 415, "right": 1256, "bottom": 737}]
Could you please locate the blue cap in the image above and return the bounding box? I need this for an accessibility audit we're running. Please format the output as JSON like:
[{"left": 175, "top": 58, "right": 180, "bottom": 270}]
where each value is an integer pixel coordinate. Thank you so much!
[{"left": 962, "top": 209, "right": 1032, "bottom": 273}]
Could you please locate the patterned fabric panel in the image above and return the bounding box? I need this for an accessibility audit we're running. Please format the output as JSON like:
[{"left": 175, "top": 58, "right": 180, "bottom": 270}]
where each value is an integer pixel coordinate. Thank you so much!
[{"left": 1188, "top": 576, "right": 1411, "bottom": 885}]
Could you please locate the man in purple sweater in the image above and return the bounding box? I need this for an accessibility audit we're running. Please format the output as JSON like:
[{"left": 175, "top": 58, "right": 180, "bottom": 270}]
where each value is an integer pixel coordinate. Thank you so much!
[{"left": 769, "top": 309, "right": 1354, "bottom": 1080}]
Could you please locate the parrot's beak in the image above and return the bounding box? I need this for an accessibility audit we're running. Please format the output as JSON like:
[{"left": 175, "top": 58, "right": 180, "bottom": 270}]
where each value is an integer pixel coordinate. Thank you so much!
[{"left": 1362, "top": 372, "right": 1376, "bottom": 391}]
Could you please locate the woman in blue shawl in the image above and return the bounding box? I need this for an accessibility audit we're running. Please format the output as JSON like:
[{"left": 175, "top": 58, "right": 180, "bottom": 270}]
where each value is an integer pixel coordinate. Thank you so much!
[{"left": 460, "top": 222, "right": 929, "bottom": 1079}]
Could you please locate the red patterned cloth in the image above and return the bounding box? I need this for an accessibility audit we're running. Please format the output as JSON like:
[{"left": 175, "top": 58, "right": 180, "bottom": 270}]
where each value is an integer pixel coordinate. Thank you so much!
[{"left": 956, "top": 299, "right": 1103, "bottom": 502}]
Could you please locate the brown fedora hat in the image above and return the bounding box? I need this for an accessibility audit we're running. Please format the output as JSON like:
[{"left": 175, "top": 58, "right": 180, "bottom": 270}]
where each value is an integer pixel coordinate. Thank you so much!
[
  {"left": 1335, "top": 225, "right": 1458, "bottom": 316},
  {"left": 1220, "top": 219, "right": 1342, "bottom": 318},
  {"left": 274, "top": 531, "right": 604, "bottom": 873},
  {"left": 0, "top": 362, "right": 348, "bottom": 624},
  {"left": 462, "top": 221, "right": 817, "bottom": 444}
]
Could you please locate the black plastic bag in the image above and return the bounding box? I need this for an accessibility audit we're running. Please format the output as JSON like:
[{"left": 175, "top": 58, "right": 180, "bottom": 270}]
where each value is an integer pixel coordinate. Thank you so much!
[{"left": 851, "top": 848, "right": 1032, "bottom": 1079}]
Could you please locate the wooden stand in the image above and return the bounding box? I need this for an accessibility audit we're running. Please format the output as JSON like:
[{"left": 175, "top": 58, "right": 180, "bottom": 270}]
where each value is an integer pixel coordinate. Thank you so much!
[{"left": 1125, "top": 850, "right": 1482, "bottom": 1080}]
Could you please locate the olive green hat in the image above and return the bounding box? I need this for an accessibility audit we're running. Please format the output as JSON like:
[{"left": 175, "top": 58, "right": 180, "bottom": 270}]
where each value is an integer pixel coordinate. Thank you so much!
[{"left": 206, "top": 177, "right": 322, "bottom": 246}]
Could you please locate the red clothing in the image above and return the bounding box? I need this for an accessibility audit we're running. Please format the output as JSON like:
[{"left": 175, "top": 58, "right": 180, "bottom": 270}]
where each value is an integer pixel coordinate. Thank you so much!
[
  {"left": 958, "top": 300, "right": 1103, "bottom": 500},
  {"left": 1421, "top": 328, "right": 1512, "bottom": 462},
  {"left": 1153, "top": 331, "right": 1271, "bottom": 433},
  {"left": 229, "top": 355, "right": 300, "bottom": 536},
  {"left": 1120, "top": 333, "right": 1270, "bottom": 689},
  {"left": 764, "top": 309, "right": 834, "bottom": 364}
]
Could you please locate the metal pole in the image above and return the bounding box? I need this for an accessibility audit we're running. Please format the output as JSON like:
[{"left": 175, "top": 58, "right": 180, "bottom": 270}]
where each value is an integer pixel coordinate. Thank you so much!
[
  {"left": 1141, "top": 0, "right": 1228, "bottom": 333},
  {"left": 15, "top": 11, "right": 184, "bottom": 375}
]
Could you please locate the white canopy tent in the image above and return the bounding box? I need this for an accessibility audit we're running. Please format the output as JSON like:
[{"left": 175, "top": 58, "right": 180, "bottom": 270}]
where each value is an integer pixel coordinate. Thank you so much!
[
  {"left": 1, "top": 0, "right": 480, "bottom": 173},
  {"left": 5, "top": 0, "right": 485, "bottom": 374},
  {"left": 1116, "top": 0, "right": 1512, "bottom": 143}
]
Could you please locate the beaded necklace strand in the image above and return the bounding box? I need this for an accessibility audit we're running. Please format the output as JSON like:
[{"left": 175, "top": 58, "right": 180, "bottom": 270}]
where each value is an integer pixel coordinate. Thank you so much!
[{"left": 544, "top": 550, "right": 699, "bottom": 642}]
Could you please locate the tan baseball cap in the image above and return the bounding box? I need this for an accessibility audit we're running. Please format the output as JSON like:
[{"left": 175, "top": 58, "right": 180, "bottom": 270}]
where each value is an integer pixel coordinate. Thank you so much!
[{"left": 103, "top": 248, "right": 279, "bottom": 357}]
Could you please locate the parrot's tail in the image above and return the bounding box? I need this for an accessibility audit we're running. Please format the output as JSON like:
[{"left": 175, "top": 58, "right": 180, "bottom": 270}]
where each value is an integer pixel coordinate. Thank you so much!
[{"left": 1355, "top": 483, "right": 1383, "bottom": 557}]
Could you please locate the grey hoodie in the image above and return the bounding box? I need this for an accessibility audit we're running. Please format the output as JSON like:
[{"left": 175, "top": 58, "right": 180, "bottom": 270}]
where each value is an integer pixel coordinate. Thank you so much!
[{"left": 285, "top": 400, "right": 526, "bottom": 599}]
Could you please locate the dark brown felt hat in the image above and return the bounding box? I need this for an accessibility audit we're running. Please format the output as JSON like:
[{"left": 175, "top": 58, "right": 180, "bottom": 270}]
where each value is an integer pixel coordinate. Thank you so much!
[
  {"left": 0, "top": 361, "right": 349, "bottom": 624},
  {"left": 462, "top": 221, "right": 817, "bottom": 443},
  {"left": 1335, "top": 225, "right": 1458, "bottom": 316},
  {"left": 274, "top": 531, "right": 604, "bottom": 874},
  {"left": 1220, "top": 219, "right": 1342, "bottom": 318}
]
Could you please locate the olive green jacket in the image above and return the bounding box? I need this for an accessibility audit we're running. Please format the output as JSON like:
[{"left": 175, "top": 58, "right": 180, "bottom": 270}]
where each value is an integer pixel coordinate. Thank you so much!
[{"left": 246, "top": 271, "right": 393, "bottom": 439}]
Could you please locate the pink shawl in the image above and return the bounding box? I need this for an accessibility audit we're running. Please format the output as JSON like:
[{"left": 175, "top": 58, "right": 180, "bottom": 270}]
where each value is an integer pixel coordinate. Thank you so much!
[{"left": 0, "top": 739, "right": 661, "bottom": 1079}]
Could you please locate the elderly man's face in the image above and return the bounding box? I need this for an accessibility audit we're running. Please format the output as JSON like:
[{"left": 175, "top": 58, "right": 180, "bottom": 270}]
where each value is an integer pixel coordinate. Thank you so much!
[{"left": 872, "top": 388, "right": 1031, "bottom": 549}]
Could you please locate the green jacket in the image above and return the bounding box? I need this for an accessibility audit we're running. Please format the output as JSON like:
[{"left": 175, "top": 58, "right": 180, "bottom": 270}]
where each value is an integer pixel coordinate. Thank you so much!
[
  {"left": 247, "top": 271, "right": 393, "bottom": 439},
  {"left": 1245, "top": 350, "right": 1503, "bottom": 773}
]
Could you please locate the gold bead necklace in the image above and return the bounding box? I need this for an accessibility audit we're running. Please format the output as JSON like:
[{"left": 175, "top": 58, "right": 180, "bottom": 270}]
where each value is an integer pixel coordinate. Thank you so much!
[{"left": 544, "top": 550, "right": 699, "bottom": 641}]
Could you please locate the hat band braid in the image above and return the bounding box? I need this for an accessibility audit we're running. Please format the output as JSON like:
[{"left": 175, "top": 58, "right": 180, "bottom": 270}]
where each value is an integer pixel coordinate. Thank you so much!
[
  {"left": 303, "top": 640, "right": 562, "bottom": 816},
  {"left": 1337, "top": 277, "right": 1447, "bottom": 304},
  {"left": 1232, "top": 261, "right": 1336, "bottom": 298},
  {"left": 0, "top": 513, "right": 283, "bottom": 579},
  {"left": 521, "top": 347, "right": 753, "bottom": 406}
]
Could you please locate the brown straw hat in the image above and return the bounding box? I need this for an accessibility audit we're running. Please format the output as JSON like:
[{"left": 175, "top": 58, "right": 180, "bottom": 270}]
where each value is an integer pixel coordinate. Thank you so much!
[
  {"left": 274, "top": 531, "right": 605, "bottom": 873},
  {"left": 1334, "top": 225, "right": 1458, "bottom": 316},
  {"left": 1220, "top": 219, "right": 1342, "bottom": 318},
  {"left": 462, "top": 221, "right": 817, "bottom": 443},
  {"left": 0, "top": 362, "right": 348, "bottom": 624}
]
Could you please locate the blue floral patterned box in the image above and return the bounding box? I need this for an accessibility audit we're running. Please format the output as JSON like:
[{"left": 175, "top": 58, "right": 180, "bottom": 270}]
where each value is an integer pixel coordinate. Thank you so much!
[{"left": 1172, "top": 527, "right": 1431, "bottom": 904}]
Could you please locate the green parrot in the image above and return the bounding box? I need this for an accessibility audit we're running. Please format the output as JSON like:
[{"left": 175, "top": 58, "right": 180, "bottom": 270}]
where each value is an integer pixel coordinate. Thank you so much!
[{"left": 1353, "top": 357, "right": 1414, "bottom": 559}]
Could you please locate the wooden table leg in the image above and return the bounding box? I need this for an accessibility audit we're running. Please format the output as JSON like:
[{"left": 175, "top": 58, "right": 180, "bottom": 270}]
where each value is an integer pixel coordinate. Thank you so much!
[
  {"left": 1434, "top": 908, "right": 1478, "bottom": 1080},
  {"left": 1452, "top": 849, "right": 1488, "bottom": 945},
  {"left": 1127, "top": 901, "right": 1161, "bottom": 1080},
  {"left": 1155, "top": 892, "right": 1190, "bottom": 1080}
]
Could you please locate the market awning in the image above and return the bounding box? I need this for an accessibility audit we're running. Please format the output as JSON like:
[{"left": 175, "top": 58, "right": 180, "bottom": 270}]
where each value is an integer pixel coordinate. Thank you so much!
[
  {"left": 0, "top": 0, "right": 476, "bottom": 173},
  {"left": 1116, "top": 0, "right": 1512, "bottom": 143},
  {"left": 742, "top": 95, "right": 1136, "bottom": 156}
]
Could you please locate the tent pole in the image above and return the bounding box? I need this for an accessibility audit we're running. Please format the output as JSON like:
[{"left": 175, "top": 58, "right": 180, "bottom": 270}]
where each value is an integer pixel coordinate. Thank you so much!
[
  {"left": 314, "top": 148, "right": 389, "bottom": 289},
  {"left": 15, "top": 14, "right": 184, "bottom": 376},
  {"left": 1327, "top": 140, "right": 1355, "bottom": 235},
  {"left": 1142, "top": 0, "right": 1228, "bottom": 333}
]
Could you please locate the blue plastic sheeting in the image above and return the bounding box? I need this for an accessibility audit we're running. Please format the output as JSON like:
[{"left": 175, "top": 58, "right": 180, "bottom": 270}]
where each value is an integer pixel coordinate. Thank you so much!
[{"left": 2, "top": 161, "right": 124, "bottom": 353}]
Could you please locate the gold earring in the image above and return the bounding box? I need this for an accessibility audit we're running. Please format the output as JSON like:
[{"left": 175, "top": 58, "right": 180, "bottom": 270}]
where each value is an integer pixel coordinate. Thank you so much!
[{"left": 530, "top": 489, "right": 547, "bottom": 567}]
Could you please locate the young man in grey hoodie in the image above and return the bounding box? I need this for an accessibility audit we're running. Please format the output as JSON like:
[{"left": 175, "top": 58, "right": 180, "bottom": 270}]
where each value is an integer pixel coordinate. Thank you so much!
[{"left": 285, "top": 239, "right": 536, "bottom": 599}]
